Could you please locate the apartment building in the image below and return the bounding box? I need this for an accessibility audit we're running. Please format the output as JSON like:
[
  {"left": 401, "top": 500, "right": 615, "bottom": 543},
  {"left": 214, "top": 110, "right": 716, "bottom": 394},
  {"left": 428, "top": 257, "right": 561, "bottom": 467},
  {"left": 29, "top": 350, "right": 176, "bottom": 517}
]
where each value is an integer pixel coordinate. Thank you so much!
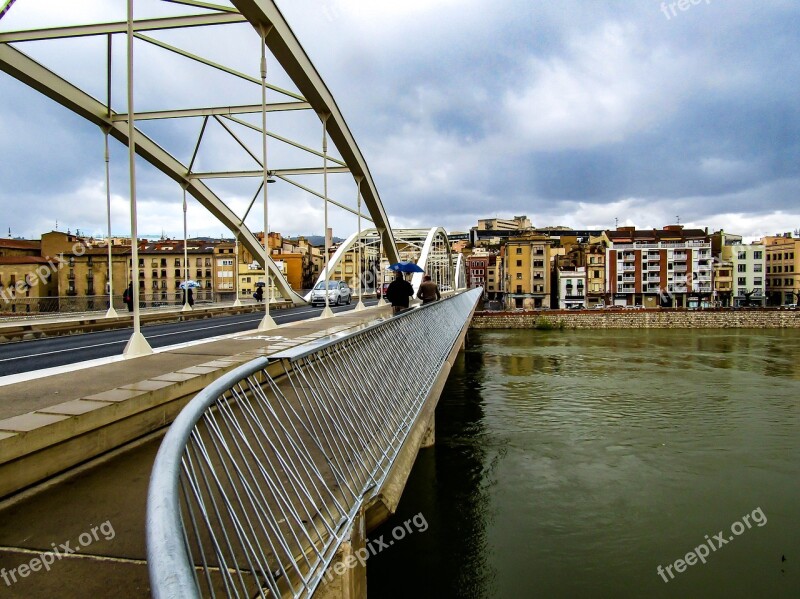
[
  {"left": 135, "top": 240, "right": 218, "bottom": 303},
  {"left": 713, "top": 259, "right": 734, "bottom": 307},
  {"left": 763, "top": 234, "right": 800, "bottom": 305},
  {"left": 214, "top": 242, "right": 237, "bottom": 296},
  {"left": 605, "top": 225, "right": 713, "bottom": 308},
  {"left": 41, "top": 231, "right": 130, "bottom": 304},
  {"left": 476, "top": 215, "right": 532, "bottom": 231},
  {"left": 485, "top": 253, "right": 504, "bottom": 299},
  {"left": 585, "top": 243, "right": 606, "bottom": 306},
  {"left": 466, "top": 253, "right": 488, "bottom": 290},
  {"left": 556, "top": 267, "right": 586, "bottom": 309},
  {"left": 721, "top": 242, "right": 766, "bottom": 307},
  {"left": 504, "top": 233, "right": 554, "bottom": 309}
]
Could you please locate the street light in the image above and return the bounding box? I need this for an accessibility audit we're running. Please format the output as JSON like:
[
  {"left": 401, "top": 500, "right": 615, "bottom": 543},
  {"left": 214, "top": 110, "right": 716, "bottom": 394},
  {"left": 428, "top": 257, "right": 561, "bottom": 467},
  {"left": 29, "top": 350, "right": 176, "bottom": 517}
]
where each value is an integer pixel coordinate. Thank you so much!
[
  {"left": 257, "top": 28, "right": 276, "bottom": 331},
  {"left": 122, "top": 0, "right": 152, "bottom": 357}
]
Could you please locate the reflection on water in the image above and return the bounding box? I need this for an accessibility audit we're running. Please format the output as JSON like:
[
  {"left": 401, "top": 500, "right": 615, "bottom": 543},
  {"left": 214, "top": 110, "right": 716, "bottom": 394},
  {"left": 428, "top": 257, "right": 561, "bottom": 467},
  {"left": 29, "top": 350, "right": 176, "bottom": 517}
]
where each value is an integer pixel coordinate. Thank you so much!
[{"left": 367, "top": 329, "right": 800, "bottom": 598}]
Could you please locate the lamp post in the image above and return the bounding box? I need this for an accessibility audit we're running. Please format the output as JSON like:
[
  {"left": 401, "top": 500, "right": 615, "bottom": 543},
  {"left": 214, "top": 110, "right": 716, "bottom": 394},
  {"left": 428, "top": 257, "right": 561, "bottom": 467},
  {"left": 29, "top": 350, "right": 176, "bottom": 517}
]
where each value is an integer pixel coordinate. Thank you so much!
[
  {"left": 354, "top": 176, "right": 365, "bottom": 311},
  {"left": 181, "top": 184, "right": 191, "bottom": 311},
  {"left": 376, "top": 234, "right": 387, "bottom": 306},
  {"left": 232, "top": 233, "right": 242, "bottom": 307},
  {"left": 122, "top": 0, "right": 152, "bottom": 357},
  {"left": 257, "top": 26, "right": 276, "bottom": 331},
  {"left": 319, "top": 113, "right": 334, "bottom": 319},
  {"left": 102, "top": 128, "right": 118, "bottom": 318}
]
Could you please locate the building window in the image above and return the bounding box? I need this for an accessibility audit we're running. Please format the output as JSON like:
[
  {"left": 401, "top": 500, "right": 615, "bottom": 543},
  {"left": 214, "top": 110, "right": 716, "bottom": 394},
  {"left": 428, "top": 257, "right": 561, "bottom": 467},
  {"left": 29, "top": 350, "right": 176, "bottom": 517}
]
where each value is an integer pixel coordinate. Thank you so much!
[
  {"left": 516, "top": 260, "right": 522, "bottom": 267},
  {"left": 516, "top": 248, "right": 522, "bottom": 255},
  {"left": 737, "top": 277, "right": 746, "bottom": 285},
  {"left": 753, "top": 251, "right": 762, "bottom": 260},
  {"left": 737, "top": 264, "right": 747, "bottom": 272},
  {"left": 516, "top": 273, "right": 522, "bottom": 280}
]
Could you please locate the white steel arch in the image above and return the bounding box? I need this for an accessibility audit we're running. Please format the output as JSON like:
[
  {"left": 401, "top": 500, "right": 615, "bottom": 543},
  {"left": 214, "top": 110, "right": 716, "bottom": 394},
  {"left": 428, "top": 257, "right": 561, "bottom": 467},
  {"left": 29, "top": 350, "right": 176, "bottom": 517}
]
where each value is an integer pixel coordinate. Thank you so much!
[
  {"left": 454, "top": 253, "right": 467, "bottom": 290},
  {"left": 307, "top": 227, "right": 455, "bottom": 298},
  {"left": 0, "top": 1, "right": 400, "bottom": 305}
]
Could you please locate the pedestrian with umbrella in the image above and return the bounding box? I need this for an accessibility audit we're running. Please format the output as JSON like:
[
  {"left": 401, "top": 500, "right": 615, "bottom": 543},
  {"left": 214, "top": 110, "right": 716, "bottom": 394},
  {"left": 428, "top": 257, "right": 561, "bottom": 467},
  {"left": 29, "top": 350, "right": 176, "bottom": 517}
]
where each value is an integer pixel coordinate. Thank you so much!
[
  {"left": 385, "top": 262, "right": 421, "bottom": 315},
  {"left": 180, "top": 280, "right": 199, "bottom": 308}
]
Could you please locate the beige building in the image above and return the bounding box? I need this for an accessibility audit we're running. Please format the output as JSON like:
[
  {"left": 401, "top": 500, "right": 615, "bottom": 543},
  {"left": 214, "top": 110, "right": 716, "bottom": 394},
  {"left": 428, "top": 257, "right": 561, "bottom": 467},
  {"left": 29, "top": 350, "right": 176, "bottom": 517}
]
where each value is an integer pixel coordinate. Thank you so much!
[
  {"left": 504, "top": 233, "right": 554, "bottom": 309},
  {"left": 41, "top": 231, "right": 130, "bottom": 307},
  {"left": 713, "top": 259, "right": 733, "bottom": 306},
  {"left": 134, "top": 239, "right": 219, "bottom": 304},
  {"left": 214, "top": 242, "right": 237, "bottom": 297},
  {"left": 585, "top": 242, "right": 607, "bottom": 306},
  {"left": 485, "top": 252, "right": 504, "bottom": 299},
  {"left": 763, "top": 234, "right": 800, "bottom": 305},
  {"left": 476, "top": 215, "right": 532, "bottom": 231}
]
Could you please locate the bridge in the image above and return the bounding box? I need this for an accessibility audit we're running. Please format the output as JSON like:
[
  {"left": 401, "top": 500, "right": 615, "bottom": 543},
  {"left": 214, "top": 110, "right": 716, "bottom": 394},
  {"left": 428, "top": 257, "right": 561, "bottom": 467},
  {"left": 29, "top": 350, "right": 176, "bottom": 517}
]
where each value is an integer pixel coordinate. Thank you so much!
[{"left": 0, "top": 2, "right": 477, "bottom": 598}]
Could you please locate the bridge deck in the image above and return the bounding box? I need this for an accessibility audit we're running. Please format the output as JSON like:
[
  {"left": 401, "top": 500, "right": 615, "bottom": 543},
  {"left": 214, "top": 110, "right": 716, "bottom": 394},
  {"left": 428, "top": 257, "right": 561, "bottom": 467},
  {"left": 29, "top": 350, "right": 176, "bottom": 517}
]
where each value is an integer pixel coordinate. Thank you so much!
[{"left": 0, "top": 305, "right": 391, "bottom": 598}]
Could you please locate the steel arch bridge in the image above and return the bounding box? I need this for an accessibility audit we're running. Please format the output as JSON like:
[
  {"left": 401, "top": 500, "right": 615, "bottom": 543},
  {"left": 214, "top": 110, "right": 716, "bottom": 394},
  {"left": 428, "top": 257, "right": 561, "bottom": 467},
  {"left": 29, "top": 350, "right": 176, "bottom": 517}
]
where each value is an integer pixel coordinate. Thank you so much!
[
  {"left": 0, "top": 0, "right": 413, "bottom": 305},
  {"left": 306, "top": 227, "right": 462, "bottom": 302}
]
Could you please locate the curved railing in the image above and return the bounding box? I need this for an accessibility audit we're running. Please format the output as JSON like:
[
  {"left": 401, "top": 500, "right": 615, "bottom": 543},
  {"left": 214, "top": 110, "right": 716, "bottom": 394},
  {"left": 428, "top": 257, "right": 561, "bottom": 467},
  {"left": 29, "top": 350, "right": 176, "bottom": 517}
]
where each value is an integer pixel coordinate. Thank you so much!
[{"left": 147, "top": 288, "right": 482, "bottom": 598}]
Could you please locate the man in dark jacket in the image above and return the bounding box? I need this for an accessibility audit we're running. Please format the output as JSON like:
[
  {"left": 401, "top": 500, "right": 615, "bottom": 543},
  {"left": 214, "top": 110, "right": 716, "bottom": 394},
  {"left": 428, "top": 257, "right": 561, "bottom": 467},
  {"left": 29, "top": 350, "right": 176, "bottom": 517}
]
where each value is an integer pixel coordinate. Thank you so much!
[
  {"left": 123, "top": 282, "right": 134, "bottom": 312},
  {"left": 416, "top": 275, "right": 441, "bottom": 304},
  {"left": 385, "top": 272, "right": 414, "bottom": 315}
]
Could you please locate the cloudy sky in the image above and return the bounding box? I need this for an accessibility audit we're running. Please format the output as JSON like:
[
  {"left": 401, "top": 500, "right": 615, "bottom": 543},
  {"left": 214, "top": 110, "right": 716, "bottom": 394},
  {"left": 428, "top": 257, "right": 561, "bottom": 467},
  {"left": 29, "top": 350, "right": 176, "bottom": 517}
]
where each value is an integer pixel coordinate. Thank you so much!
[{"left": 1, "top": 0, "right": 798, "bottom": 242}]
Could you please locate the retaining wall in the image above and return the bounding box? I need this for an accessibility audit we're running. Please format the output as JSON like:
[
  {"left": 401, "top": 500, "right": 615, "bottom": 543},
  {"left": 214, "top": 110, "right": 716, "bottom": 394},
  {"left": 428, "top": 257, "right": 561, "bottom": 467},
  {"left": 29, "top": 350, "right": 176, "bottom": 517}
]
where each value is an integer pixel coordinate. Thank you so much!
[{"left": 470, "top": 309, "right": 800, "bottom": 329}]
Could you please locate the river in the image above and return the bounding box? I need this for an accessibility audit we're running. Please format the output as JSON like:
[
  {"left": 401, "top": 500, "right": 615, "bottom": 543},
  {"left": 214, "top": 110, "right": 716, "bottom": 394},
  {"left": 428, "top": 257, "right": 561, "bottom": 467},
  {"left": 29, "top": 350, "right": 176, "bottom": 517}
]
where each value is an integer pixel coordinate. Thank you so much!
[{"left": 367, "top": 329, "right": 800, "bottom": 598}]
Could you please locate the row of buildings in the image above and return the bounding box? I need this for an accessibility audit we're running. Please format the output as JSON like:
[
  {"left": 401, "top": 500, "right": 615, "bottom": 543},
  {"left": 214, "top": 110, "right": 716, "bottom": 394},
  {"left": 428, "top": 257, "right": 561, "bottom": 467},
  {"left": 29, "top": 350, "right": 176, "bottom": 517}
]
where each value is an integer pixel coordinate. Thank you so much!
[
  {"left": 0, "top": 230, "right": 331, "bottom": 311},
  {"left": 463, "top": 217, "right": 800, "bottom": 309}
]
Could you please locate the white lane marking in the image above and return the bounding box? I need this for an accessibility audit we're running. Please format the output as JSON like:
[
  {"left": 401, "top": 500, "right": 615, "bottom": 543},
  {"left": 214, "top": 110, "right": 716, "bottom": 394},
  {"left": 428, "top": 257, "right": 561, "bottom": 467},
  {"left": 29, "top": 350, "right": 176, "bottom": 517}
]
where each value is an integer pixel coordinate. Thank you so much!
[{"left": 0, "top": 304, "right": 366, "bottom": 363}]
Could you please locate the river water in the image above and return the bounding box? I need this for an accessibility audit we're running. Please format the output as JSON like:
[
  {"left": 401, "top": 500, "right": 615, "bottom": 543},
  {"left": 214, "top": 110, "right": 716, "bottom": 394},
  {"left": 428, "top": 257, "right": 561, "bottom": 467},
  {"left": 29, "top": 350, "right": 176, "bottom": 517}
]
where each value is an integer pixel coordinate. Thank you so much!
[{"left": 367, "top": 329, "right": 800, "bottom": 598}]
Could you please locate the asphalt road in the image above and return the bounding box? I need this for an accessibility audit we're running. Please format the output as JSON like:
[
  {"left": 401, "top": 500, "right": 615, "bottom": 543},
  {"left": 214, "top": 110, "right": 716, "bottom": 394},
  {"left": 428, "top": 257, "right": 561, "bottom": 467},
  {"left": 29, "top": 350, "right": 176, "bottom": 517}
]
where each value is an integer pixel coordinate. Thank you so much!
[{"left": 0, "top": 300, "right": 378, "bottom": 377}]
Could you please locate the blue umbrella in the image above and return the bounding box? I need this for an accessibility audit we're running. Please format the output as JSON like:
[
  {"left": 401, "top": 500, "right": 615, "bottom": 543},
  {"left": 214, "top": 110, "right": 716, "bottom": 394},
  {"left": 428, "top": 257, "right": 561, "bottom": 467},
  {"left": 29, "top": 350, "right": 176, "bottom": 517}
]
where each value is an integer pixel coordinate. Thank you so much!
[{"left": 387, "top": 261, "right": 424, "bottom": 273}]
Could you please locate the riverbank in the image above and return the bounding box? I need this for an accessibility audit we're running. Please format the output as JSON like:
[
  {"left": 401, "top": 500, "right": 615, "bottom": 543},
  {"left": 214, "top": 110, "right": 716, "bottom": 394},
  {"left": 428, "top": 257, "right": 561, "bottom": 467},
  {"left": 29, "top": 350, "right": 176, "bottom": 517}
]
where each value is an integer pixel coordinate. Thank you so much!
[{"left": 471, "top": 308, "right": 799, "bottom": 329}]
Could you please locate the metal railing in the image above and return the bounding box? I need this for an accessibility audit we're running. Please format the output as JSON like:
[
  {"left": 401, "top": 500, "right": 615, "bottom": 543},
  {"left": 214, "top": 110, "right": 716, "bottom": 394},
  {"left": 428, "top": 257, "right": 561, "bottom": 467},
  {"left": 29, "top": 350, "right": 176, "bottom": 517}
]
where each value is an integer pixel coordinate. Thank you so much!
[
  {"left": 147, "top": 288, "right": 481, "bottom": 599},
  {"left": 0, "top": 291, "right": 291, "bottom": 318}
]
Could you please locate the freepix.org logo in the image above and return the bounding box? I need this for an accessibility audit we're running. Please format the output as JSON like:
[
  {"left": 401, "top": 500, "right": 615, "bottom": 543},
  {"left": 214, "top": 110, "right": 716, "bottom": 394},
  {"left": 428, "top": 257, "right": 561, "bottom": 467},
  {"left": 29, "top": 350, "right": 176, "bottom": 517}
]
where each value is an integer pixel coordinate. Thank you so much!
[
  {"left": 657, "top": 507, "right": 767, "bottom": 583},
  {"left": 1, "top": 521, "right": 116, "bottom": 588},
  {"left": 660, "top": 0, "right": 714, "bottom": 21}
]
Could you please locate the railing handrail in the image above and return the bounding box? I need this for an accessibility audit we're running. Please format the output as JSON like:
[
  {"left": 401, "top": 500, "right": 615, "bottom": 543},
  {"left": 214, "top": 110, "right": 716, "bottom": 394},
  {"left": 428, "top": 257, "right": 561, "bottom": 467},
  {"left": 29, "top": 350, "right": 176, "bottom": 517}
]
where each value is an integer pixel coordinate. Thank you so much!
[{"left": 147, "top": 289, "right": 481, "bottom": 598}]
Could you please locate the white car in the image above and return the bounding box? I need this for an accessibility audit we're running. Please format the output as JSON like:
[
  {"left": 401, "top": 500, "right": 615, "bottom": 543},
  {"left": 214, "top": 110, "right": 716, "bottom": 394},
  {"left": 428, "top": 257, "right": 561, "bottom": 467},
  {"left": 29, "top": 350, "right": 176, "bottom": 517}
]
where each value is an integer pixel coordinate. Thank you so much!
[{"left": 310, "top": 280, "right": 352, "bottom": 306}]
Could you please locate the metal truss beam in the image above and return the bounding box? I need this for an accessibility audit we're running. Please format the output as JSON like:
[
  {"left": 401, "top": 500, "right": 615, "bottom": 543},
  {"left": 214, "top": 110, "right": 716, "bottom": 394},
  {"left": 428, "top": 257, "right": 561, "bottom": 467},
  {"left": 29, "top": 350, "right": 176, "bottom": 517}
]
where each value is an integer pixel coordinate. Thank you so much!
[
  {"left": 0, "top": 13, "right": 246, "bottom": 43},
  {"left": 114, "top": 101, "right": 311, "bottom": 121},
  {"left": 0, "top": 43, "right": 305, "bottom": 304},
  {"left": 231, "top": 0, "right": 400, "bottom": 263},
  {"left": 188, "top": 166, "right": 350, "bottom": 179}
]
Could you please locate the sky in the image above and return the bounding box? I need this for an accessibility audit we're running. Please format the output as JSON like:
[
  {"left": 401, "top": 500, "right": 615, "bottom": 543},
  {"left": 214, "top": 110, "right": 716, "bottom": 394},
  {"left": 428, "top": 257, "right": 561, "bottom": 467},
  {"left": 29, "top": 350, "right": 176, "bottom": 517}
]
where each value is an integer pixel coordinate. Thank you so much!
[{"left": 1, "top": 0, "right": 799, "bottom": 242}]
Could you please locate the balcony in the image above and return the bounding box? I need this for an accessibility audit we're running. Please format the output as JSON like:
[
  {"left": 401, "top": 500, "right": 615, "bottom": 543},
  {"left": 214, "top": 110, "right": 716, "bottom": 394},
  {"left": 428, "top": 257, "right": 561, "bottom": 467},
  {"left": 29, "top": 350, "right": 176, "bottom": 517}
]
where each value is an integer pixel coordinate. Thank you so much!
[
  {"left": 622, "top": 265, "right": 636, "bottom": 272},
  {"left": 673, "top": 265, "right": 687, "bottom": 273}
]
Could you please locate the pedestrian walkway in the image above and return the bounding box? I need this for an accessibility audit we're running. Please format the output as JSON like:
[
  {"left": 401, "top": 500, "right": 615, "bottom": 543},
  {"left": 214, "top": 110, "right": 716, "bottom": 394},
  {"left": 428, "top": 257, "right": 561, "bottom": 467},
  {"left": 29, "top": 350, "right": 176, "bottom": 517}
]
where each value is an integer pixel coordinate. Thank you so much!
[{"left": 0, "top": 303, "right": 393, "bottom": 598}]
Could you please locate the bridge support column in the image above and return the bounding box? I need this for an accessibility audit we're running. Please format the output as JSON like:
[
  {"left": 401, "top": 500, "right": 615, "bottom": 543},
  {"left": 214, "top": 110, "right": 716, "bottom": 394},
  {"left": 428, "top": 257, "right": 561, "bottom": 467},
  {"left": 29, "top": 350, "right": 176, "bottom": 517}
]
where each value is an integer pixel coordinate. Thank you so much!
[
  {"left": 314, "top": 508, "right": 367, "bottom": 599},
  {"left": 420, "top": 413, "right": 435, "bottom": 448}
]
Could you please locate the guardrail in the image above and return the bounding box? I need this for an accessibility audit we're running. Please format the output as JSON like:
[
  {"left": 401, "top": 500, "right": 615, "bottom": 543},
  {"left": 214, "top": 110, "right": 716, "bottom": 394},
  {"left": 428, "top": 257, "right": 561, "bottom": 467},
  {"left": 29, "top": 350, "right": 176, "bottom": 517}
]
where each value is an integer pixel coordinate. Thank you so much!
[{"left": 147, "top": 288, "right": 481, "bottom": 598}]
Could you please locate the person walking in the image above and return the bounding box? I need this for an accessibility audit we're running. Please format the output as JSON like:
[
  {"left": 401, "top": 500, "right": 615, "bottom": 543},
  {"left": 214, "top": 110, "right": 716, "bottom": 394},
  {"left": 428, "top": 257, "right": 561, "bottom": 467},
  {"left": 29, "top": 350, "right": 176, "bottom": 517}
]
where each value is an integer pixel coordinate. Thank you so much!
[
  {"left": 416, "top": 274, "right": 441, "bottom": 305},
  {"left": 385, "top": 272, "right": 414, "bottom": 315},
  {"left": 253, "top": 286, "right": 264, "bottom": 303},
  {"left": 123, "top": 282, "right": 134, "bottom": 313}
]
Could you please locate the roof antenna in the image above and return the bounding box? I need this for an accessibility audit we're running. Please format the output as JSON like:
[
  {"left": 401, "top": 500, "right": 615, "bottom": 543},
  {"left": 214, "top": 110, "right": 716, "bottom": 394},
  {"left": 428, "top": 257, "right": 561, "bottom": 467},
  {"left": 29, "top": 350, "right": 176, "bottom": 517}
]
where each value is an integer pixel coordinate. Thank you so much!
[
  {"left": 676, "top": 215, "right": 680, "bottom": 225},
  {"left": 614, "top": 217, "right": 618, "bottom": 229}
]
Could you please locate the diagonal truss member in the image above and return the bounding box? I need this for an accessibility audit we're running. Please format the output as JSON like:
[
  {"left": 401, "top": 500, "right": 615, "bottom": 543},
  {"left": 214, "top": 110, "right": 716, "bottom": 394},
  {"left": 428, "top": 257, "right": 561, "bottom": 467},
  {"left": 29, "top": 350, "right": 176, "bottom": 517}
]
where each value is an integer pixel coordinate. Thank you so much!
[{"left": 0, "top": 0, "right": 400, "bottom": 304}]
